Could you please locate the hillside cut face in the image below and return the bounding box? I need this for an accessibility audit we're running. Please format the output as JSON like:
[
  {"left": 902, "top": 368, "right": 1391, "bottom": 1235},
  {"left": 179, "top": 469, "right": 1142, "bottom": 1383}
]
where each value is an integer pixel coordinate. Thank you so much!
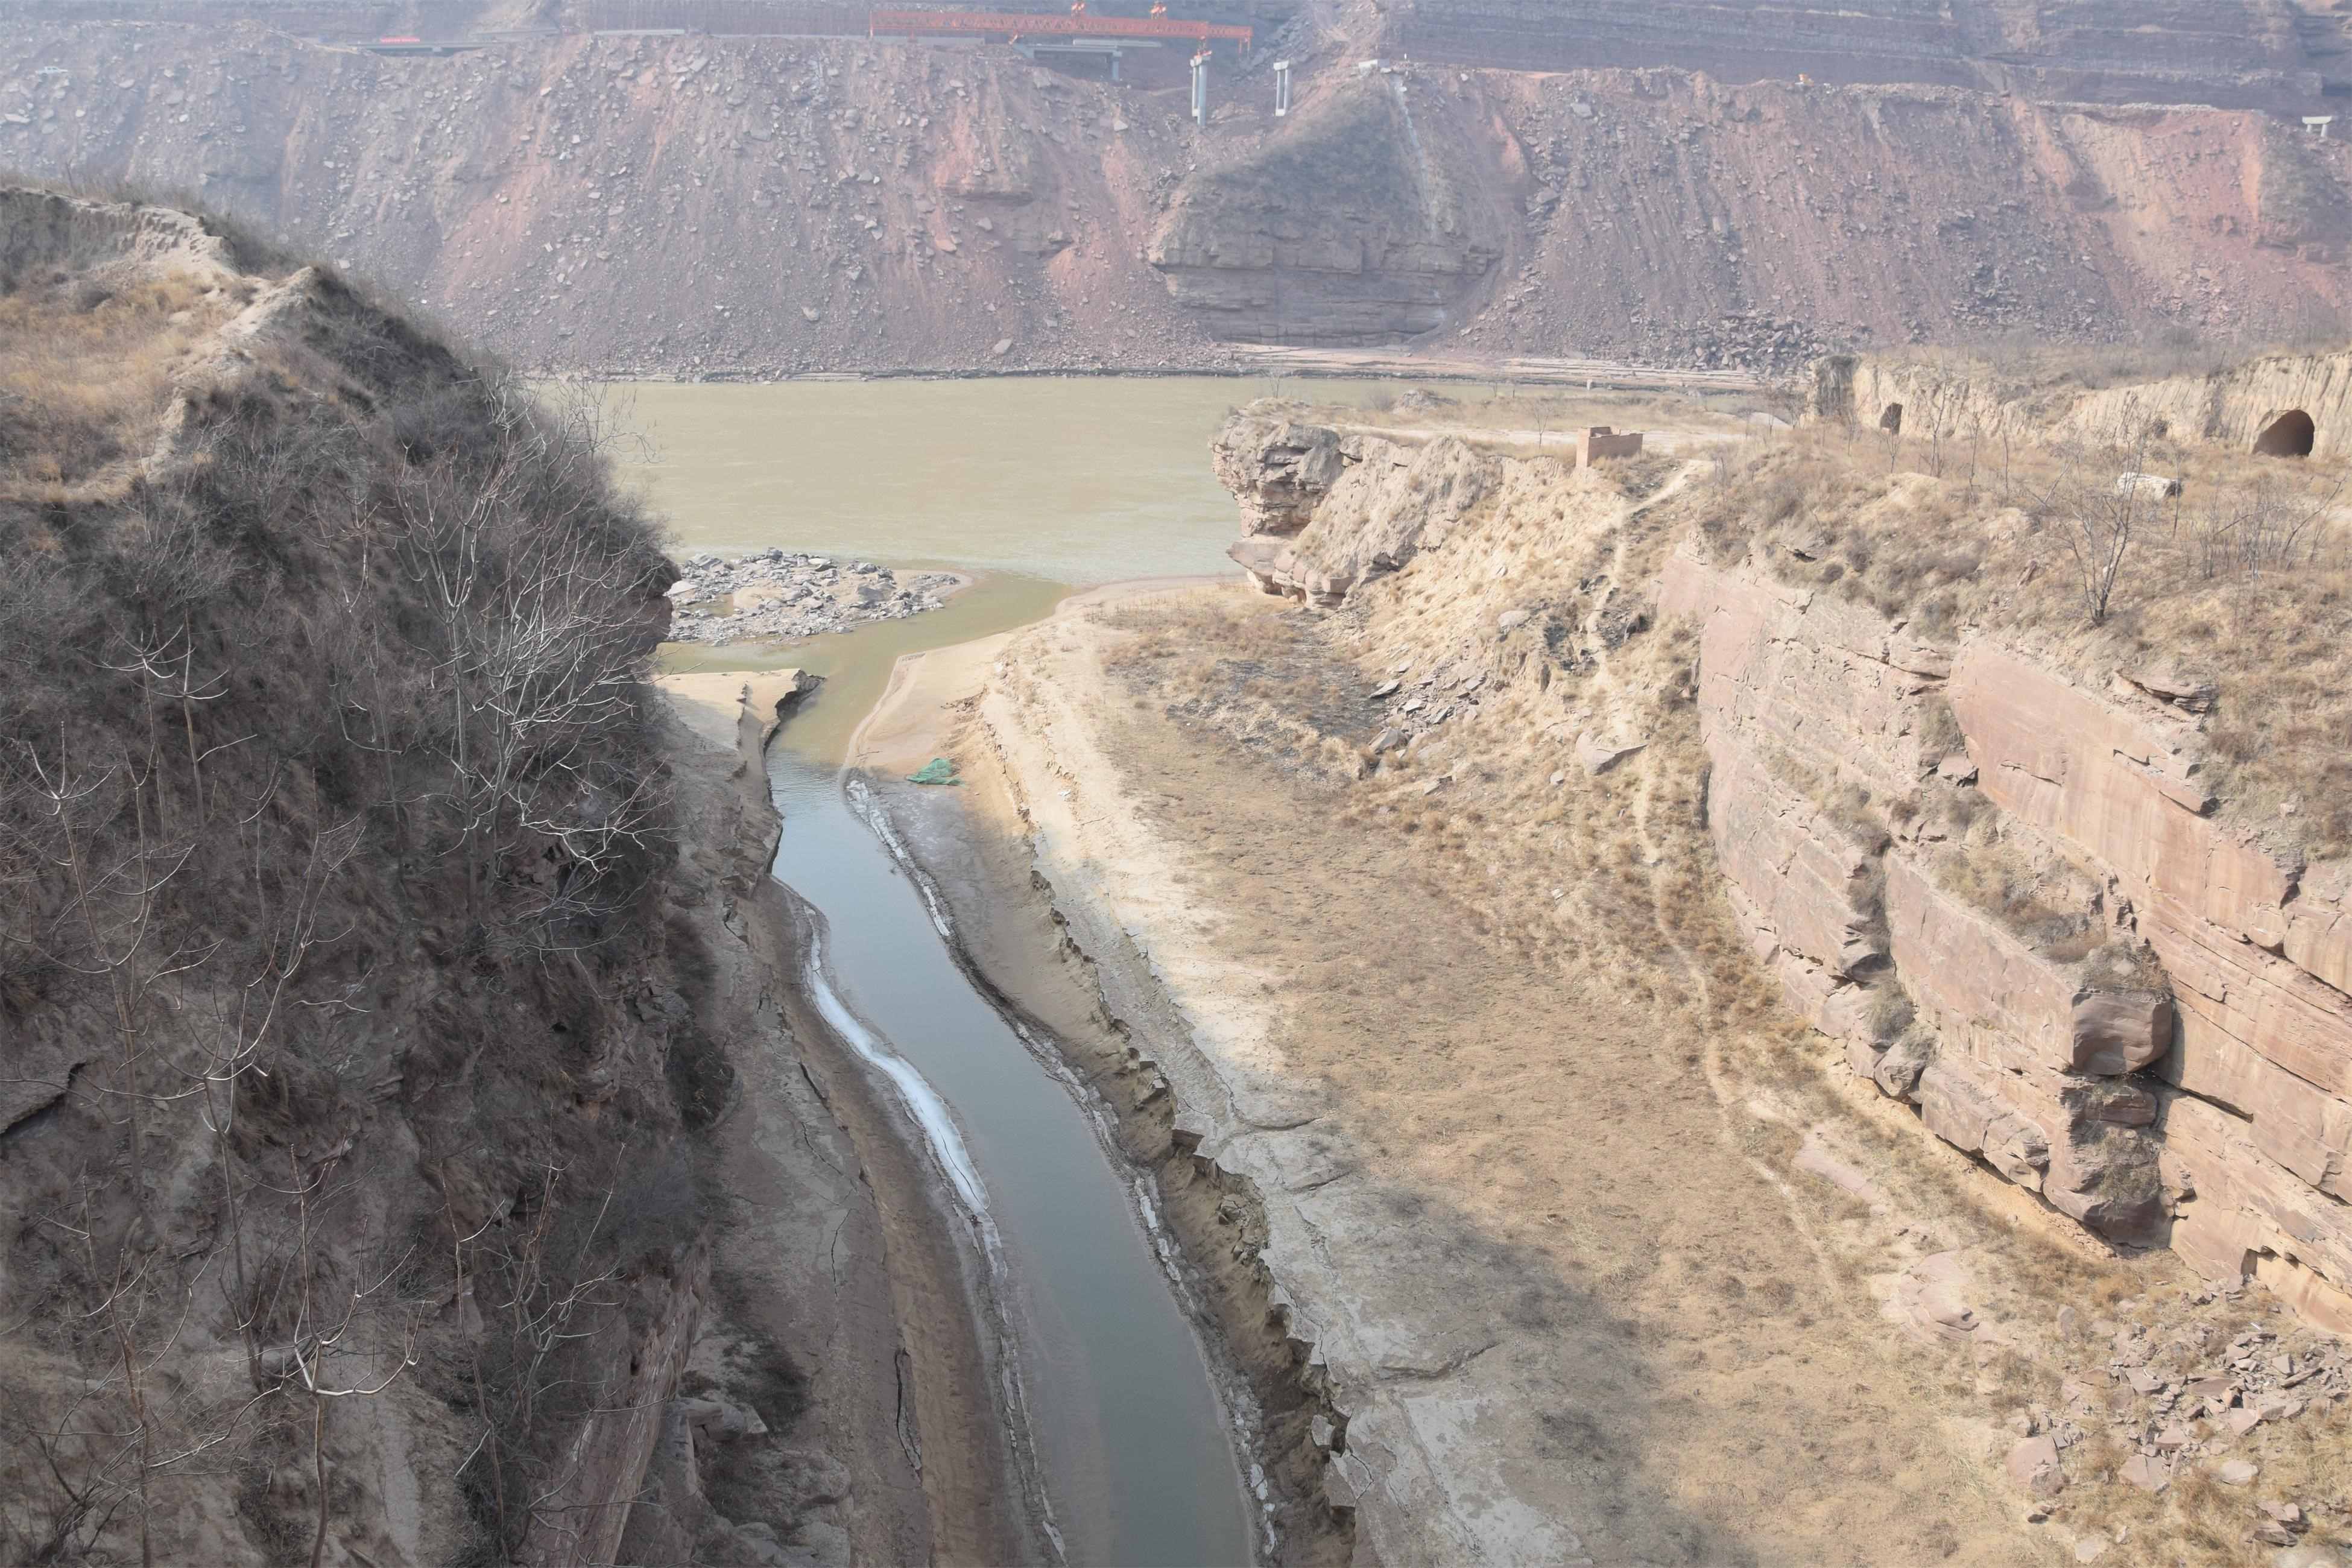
[
  {"left": 1388, "top": 0, "right": 2332, "bottom": 109},
  {"left": 1147, "top": 79, "right": 1503, "bottom": 344}
]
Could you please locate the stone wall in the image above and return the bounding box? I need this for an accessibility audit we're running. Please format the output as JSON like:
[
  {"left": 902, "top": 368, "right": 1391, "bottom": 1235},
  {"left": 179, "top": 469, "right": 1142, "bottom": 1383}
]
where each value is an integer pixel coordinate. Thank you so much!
[
  {"left": 1658, "top": 549, "right": 2352, "bottom": 1332},
  {"left": 1575, "top": 426, "right": 1643, "bottom": 466}
]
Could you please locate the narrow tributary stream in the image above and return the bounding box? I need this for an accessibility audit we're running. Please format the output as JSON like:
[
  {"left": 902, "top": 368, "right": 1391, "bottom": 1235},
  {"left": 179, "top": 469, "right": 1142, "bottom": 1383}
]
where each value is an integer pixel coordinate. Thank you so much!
[
  {"left": 620, "top": 378, "right": 1434, "bottom": 1565},
  {"left": 768, "top": 734, "right": 1254, "bottom": 1566}
]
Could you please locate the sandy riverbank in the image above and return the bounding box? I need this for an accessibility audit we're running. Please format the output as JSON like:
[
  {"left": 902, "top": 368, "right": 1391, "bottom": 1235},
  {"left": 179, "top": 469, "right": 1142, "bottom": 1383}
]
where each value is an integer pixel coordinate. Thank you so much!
[
  {"left": 846, "top": 578, "right": 2103, "bottom": 1566},
  {"left": 653, "top": 669, "right": 1043, "bottom": 1566}
]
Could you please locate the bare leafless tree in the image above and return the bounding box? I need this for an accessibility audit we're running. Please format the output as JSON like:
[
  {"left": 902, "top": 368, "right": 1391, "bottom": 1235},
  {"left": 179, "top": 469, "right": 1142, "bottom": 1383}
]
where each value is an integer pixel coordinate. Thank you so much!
[{"left": 2018, "top": 404, "right": 2171, "bottom": 626}]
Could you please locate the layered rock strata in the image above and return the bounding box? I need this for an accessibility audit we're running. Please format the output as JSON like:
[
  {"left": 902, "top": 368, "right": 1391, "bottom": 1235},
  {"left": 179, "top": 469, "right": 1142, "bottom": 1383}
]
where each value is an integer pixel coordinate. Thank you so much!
[
  {"left": 1656, "top": 549, "right": 2352, "bottom": 1330},
  {"left": 12, "top": 21, "right": 2347, "bottom": 373},
  {"left": 1211, "top": 408, "right": 2352, "bottom": 1335},
  {"left": 1385, "top": 0, "right": 2333, "bottom": 109},
  {"left": 1146, "top": 77, "right": 1505, "bottom": 345},
  {"left": 1215, "top": 413, "right": 1495, "bottom": 607}
]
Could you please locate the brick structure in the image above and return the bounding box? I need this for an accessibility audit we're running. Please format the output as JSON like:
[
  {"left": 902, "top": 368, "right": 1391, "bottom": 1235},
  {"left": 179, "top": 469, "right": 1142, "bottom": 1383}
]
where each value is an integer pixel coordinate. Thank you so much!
[{"left": 1575, "top": 426, "right": 1643, "bottom": 467}]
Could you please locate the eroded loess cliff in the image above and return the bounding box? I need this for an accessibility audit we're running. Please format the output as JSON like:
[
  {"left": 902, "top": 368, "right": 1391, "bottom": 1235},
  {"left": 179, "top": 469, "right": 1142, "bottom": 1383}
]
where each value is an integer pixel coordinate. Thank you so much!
[
  {"left": 5, "top": 16, "right": 2350, "bottom": 374},
  {"left": 0, "top": 189, "right": 917, "bottom": 1564},
  {"left": 1818, "top": 344, "right": 2352, "bottom": 463}
]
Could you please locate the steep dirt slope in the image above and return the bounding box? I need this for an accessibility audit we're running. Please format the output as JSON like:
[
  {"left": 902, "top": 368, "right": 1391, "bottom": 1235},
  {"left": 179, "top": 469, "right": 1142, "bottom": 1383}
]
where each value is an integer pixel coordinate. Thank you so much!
[
  {"left": 0, "top": 22, "right": 1222, "bottom": 375},
  {"left": 5, "top": 17, "right": 2350, "bottom": 374},
  {"left": 1157, "top": 65, "right": 2352, "bottom": 365},
  {"left": 1380, "top": 0, "right": 2336, "bottom": 107}
]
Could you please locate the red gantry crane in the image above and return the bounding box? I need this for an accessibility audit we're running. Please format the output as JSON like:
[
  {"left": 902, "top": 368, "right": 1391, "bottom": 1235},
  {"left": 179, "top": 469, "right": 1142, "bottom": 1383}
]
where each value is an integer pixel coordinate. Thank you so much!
[{"left": 868, "top": 5, "right": 1251, "bottom": 49}]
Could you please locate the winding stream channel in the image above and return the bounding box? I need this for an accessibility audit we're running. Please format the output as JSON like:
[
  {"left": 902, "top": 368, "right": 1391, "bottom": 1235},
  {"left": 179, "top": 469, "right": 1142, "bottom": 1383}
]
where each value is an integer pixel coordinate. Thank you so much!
[{"left": 622, "top": 377, "right": 1412, "bottom": 1565}]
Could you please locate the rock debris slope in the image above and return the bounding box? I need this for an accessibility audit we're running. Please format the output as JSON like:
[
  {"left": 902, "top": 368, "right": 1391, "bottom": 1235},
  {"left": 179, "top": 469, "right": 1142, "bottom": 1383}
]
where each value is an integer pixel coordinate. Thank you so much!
[{"left": 4, "top": 14, "right": 2350, "bottom": 372}]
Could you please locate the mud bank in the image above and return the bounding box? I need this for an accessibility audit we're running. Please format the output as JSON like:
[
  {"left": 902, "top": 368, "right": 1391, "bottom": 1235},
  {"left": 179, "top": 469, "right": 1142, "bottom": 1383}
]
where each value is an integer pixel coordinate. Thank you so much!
[
  {"left": 848, "top": 605, "right": 1358, "bottom": 1568},
  {"left": 654, "top": 668, "right": 1043, "bottom": 1565}
]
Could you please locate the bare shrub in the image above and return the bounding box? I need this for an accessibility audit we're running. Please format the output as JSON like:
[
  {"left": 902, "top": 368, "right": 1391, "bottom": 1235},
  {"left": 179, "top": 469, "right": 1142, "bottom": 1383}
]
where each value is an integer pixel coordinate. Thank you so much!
[
  {"left": 2015, "top": 405, "right": 2173, "bottom": 625},
  {"left": 2184, "top": 467, "right": 2347, "bottom": 581}
]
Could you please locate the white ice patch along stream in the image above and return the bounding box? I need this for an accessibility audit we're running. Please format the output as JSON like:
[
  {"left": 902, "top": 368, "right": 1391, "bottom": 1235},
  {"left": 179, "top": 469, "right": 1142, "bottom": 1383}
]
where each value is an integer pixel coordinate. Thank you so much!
[
  {"left": 770, "top": 749, "right": 1255, "bottom": 1567},
  {"left": 802, "top": 926, "right": 994, "bottom": 1227}
]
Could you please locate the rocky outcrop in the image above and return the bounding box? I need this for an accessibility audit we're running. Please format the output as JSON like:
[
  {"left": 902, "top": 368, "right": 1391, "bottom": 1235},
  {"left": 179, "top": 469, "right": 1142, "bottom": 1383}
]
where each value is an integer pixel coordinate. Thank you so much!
[
  {"left": 519, "top": 1250, "right": 710, "bottom": 1568},
  {"left": 1655, "top": 551, "right": 2173, "bottom": 1244},
  {"left": 1947, "top": 646, "right": 2352, "bottom": 1327},
  {"left": 1215, "top": 414, "right": 1496, "bottom": 606},
  {"left": 1148, "top": 77, "right": 1505, "bottom": 345},
  {"left": 1652, "top": 543, "right": 2352, "bottom": 1327},
  {"left": 1816, "top": 345, "right": 2352, "bottom": 461},
  {"left": 1211, "top": 416, "right": 1345, "bottom": 538},
  {"left": 1216, "top": 409, "right": 2352, "bottom": 1321},
  {"left": 666, "top": 549, "right": 959, "bottom": 645}
]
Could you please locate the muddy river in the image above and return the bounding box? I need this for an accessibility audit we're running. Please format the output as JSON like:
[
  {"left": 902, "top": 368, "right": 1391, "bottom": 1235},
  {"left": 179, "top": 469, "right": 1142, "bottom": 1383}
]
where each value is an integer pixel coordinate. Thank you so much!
[{"left": 621, "top": 378, "right": 1403, "bottom": 1566}]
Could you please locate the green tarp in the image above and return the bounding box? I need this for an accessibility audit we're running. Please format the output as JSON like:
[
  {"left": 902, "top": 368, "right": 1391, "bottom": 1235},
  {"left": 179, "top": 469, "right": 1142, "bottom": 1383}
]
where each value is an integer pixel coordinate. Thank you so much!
[{"left": 906, "top": 757, "right": 960, "bottom": 786}]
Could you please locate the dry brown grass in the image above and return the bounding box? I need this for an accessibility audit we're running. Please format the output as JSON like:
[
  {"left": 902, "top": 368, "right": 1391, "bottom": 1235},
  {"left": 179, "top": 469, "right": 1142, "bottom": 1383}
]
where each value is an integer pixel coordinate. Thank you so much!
[
  {"left": 1677, "top": 432, "right": 2352, "bottom": 857},
  {"left": 1048, "top": 413, "right": 2352, "bottom": 1564},
  {"left": 0, "top": 268, "right": 243, "bottom": 494}
]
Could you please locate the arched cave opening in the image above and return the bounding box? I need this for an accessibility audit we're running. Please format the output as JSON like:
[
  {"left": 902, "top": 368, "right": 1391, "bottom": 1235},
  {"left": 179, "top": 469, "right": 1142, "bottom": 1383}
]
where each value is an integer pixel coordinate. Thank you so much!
[
  {"left": 1879, "top": 403, "right": 1905, "bottom": 435},
  {"left": 2254, "top": 409, "right": 2316, "bottom": 458}
]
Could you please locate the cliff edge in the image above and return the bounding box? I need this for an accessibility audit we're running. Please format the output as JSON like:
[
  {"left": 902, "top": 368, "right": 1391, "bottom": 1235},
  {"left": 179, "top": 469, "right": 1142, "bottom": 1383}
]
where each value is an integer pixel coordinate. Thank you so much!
[{"left": 0, "top": 188, "right": 932, "bottom": 1564}]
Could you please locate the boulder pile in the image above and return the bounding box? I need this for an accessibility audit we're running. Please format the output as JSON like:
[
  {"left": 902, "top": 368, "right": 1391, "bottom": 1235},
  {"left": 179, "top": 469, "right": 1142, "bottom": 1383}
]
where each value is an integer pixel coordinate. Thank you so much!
[{"left": 666, "top": 550, "right": 959, "bottom": 645}]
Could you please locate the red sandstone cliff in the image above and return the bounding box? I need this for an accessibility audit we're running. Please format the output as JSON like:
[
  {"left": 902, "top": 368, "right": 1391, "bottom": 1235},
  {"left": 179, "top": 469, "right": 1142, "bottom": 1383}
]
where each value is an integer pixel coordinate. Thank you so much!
[{"left": 1215, "top": 396, "right": 2352, "bottom": 1338}]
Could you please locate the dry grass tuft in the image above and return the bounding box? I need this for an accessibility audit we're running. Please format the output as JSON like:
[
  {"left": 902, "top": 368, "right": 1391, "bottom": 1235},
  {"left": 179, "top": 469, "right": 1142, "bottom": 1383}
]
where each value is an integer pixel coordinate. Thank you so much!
[
  {"left": 0, "top": 268, "right": 243, "bottom": 494},
  {"left": 1672, "top": 431, "right": 2352, "bottom": 857}
]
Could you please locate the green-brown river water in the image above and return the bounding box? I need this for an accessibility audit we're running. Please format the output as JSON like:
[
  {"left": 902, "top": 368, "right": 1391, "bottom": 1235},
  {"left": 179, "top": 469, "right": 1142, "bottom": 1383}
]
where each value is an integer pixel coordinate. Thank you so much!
[{"left": 613, "top": 378, "right": 1410, "bottom": 1566}]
